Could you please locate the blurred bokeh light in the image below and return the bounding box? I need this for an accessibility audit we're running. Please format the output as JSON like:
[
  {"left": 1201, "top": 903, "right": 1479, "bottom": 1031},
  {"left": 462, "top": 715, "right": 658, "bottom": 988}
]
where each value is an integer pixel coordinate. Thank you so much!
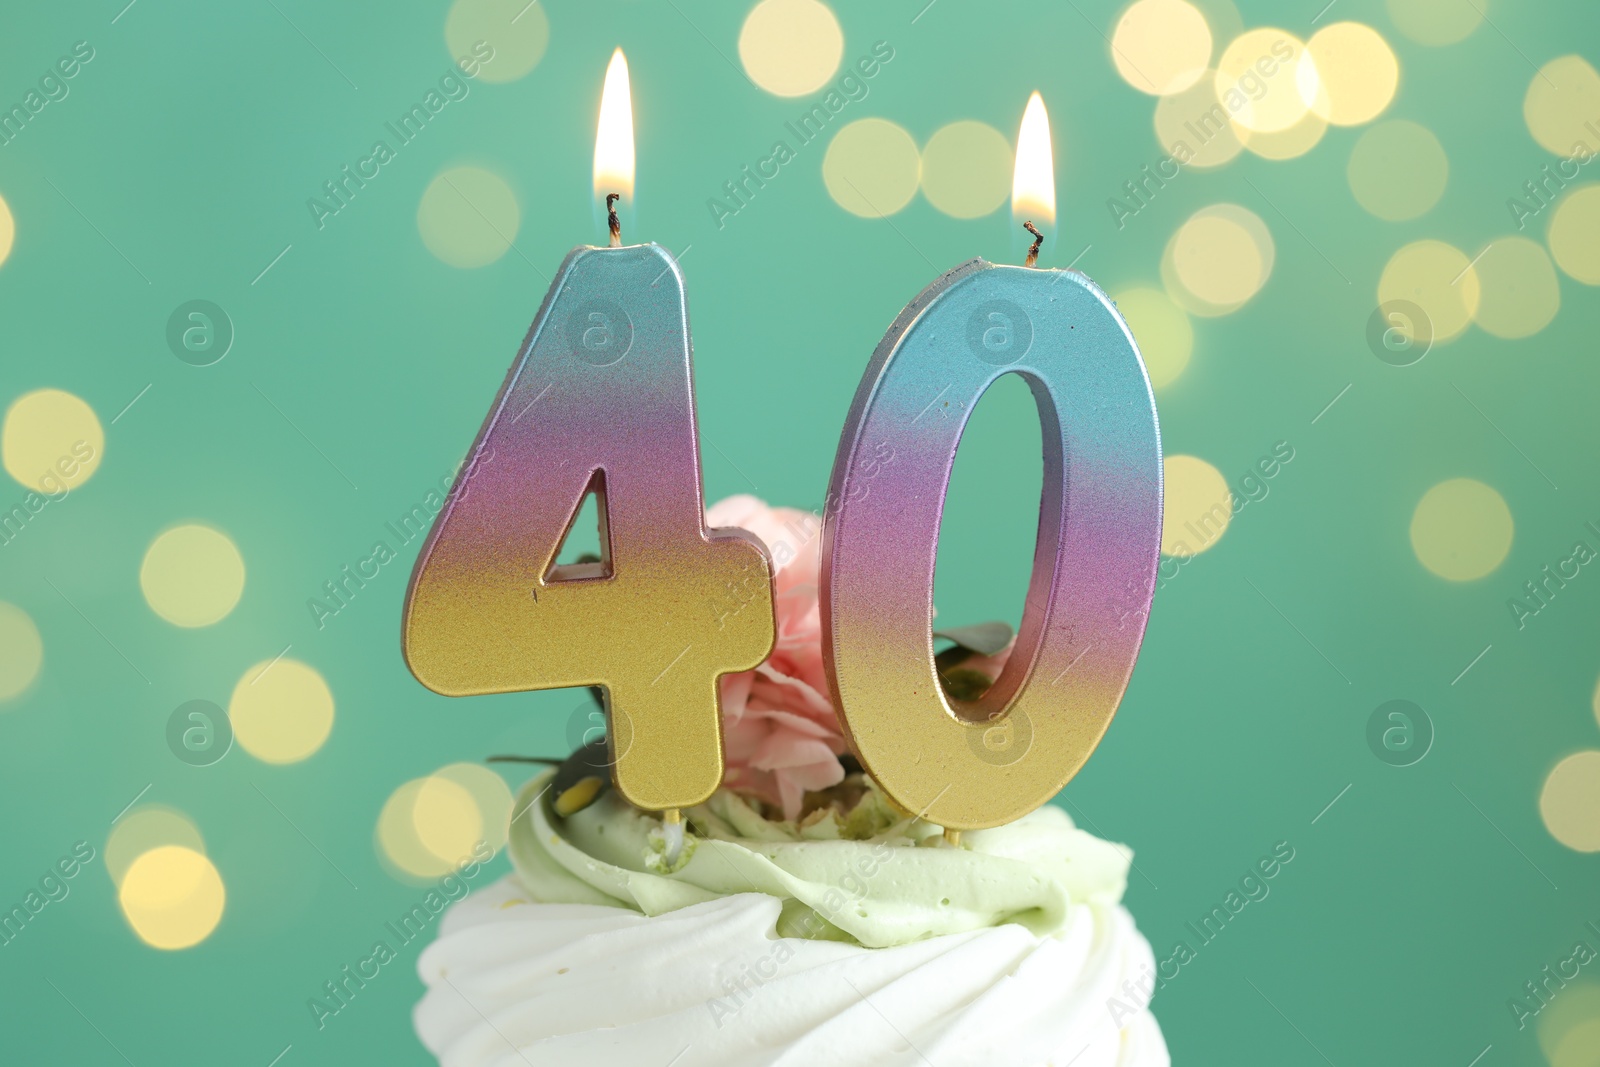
[
  {"left": 0, "top": 602, "right": 42, "bottom": 703},
  {"left": 228, "top": 658, "right": 335, "bottom": 764},
  {"left": 1409, "top": 478, "right": 1514, "bottom": 581},
  {"left": 823, "top": 118, "right": 920, "bottom": 217},
  {"left": 118, "top": 845, "right": 226, "bottom": 950},
  {"left": 1, "top": 389, "right": 103, "bottom": 493},
  {"left": 1160, "top": 454, "right": 1232, "bottom": 557},
  {"left": 739, "top": 0, "right": 843, "bottom": 97},
  {"left": 139, "top": 524, "right": 246, "bottom": 628}
]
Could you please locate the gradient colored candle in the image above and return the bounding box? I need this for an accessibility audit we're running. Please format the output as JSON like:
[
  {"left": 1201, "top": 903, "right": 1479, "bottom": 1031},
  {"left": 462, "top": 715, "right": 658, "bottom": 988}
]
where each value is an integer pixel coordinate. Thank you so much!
[
  {"left": 820, "top": 92, "right": 1163, "bottom": 831},
  {"left": 402, "top": 51, "right": 776, "bottom": 816}
]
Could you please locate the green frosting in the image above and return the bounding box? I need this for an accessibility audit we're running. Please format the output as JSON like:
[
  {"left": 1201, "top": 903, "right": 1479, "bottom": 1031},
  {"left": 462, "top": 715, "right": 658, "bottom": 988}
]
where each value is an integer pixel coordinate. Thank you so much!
[{"left": 506, "top": 771, "right": 1133, "bottom": 950}]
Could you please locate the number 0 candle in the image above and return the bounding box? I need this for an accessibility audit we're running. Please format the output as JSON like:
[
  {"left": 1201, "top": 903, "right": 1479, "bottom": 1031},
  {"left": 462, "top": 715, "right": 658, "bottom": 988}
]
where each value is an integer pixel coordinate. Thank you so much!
[
  {"left": 820, "top": 92, "right": 1163, "bottom": 831},
  {"left": 402, "top": 51, "right": 776, "bottom": 814}
]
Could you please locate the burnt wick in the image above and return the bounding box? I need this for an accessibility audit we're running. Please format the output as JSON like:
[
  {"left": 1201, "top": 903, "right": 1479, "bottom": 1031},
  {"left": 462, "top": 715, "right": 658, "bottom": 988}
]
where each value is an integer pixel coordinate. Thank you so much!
[{"left": 1023, "top": 221, "right": 1044, "bottom": 268}]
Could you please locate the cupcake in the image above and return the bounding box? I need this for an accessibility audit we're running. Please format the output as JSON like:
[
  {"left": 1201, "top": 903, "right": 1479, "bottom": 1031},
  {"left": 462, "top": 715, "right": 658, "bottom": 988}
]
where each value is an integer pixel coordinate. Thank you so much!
[{"left": 413, "top": 498, "right": 1168, "bottom": 1065}]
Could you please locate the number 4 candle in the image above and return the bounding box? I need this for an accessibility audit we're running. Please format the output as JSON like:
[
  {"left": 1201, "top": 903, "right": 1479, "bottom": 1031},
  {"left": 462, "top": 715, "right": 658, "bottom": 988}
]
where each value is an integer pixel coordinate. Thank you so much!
[
  {"left": 402, "top": 51, "right": 776, "bottom": 821},
  {"left": 820, "top": 92, "right": 1163, "bottom": 833}
]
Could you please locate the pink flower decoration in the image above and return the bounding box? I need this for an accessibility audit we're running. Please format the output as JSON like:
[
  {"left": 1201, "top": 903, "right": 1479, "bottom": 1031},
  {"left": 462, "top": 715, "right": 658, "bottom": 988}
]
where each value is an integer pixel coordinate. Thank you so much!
[
  {"left": 704, "top": 496, "right": 1018, "bottom": 820},
  {"left": 706, "top": 495, "right": 846, "bottom": 820}
]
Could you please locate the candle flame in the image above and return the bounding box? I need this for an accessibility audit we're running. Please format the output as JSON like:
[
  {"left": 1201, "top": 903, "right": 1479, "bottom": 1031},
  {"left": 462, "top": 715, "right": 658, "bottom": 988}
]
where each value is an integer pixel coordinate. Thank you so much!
[
  {"left": 594, "top": 49, "right": 635, "bottom": 205},
  {"left": 1011, "top": 91, "right": 1055, "bottom": 227}
]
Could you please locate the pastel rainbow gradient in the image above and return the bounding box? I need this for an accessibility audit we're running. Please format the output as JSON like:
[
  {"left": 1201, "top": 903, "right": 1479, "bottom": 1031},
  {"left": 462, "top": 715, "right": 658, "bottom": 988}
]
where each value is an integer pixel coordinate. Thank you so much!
[
  {"left": 821, "top": 259, "right": 1163, "bottom": 829},
  {"left": 403, "top": 243, "right": 775, "bottom": 812}
]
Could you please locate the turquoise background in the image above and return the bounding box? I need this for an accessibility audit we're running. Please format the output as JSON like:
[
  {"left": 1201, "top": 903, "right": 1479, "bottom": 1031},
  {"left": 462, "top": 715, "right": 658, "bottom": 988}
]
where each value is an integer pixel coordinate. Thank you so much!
[{"left": 1, "top": 0, "right": 1598, "bottom": 1064}]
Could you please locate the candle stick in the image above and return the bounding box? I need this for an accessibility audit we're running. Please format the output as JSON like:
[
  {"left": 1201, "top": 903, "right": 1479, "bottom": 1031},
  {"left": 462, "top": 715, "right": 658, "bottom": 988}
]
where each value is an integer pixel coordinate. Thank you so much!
[
  {"left": 819, "top": 92, "right": 1163, "bottom": 832},
  {"left": 402, "top": 50, "right": 776, "bottom": 828}
]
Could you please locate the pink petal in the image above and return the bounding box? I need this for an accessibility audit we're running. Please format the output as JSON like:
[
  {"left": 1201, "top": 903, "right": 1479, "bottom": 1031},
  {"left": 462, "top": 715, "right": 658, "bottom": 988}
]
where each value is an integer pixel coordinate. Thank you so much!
[
  {"left": 739, "top": 708, "right": 842, "bottom": 744},
  {"left": 750, "top": 664, "right": 836, "bottom": 720},
  {"left": 719, "top": 671, "right": 754, "bottom": 725},
  {"left": 751, "top": 734, "right": 842, "bottom": 772}
]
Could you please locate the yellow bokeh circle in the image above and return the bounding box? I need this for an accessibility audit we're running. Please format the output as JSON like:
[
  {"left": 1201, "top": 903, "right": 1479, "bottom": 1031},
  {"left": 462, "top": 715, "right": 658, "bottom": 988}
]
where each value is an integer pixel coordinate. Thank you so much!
[
  {"left": 2, "top": 388, "right": 103, "bottom": 494},
  {"left": 229, "top": 658, "right": 335, "bottom": 764},
  {"left": 1153, "top": 74, "right": 1246, "bottom": 168},
  {"left": 107, "top": 807, "right": 206, "bottom": 888},
  {"left": 1550, "top": 1016, "right": 1600, "bottom": 1067},
  {"left": 119, "top": 845, "right": 225, "bottom": 950},
  {"left": 1238, "top": 110, "right": 1327, "bottom": 160},
  {"left": 822, "top": 118, "right": 921, "bottom": 217},
  {"left": 413, "top": 775, "right": 482, "bottom": 865},
  {"left": 1115, "top": 288, "right": 1193, "bottom": 389},
  {"left": 444, "top": 0, "right": 548, "bottom": 84},
  {"left": 1347, "top": 120, "right": 1448, "bottom": 221},
  {"left": 431, "top": 762, "right": 514, "bottom": 852},
  {"left": 1165, "top": 203, "right": 1274, "bottom": 313},
  {"left": 377, "top": 771, "right": 496, "bottom": 883},
  {"left": 1549, "top": 184, "right": 1600, "bottom": 284},
  {"left": 1538, "top": 985, "right": 1600, "bottom": 1067},
  {"left": 0, "top": 192, "right": 12, "bottom": 269},
  {"left": 1385, "top": 0, "right": 1482, "bottom": 47},
  {"left": 1161, "top": 455, "right": 1232, "bottom": 557},
  {"left": 140, "top": 524, "right": 246, "bottom": 628},
  {"left": 1377, "top": 239, "right": 1480, "bottom": 344},
  {"left": 379, "top": 778, "right": 444, "bottom": 878},
  {"left": 379, "top": 764, "right": 512, "bottom": 880},
  {"left": 919, "top": 121, "right": 1012, "bottom": 219},
  {"left": 1470, "top": 237, "right": 1560, "bottom": 339},
  {"left": 418, "top": 166, "right": 520, "bottom": 269},
  {"left": 0, "top": 601, "right": 42, "bottom": 702},
  {"left": 739, "top": 0, "right": 843, "bottom": 97},
  {"left": 1215, "top": 29, "right": 1314, "bottom": 133},
  {"left": 1303, "top": 22, "right": 1398, "bottom": 126},
  {"left": 1111, "top": 0, "right": 1214, "bottom": 96},
  {"left": 1523, "top": 55, "right": 1600, "bottom": 157},
  {"left": 1409, "top": 478, "right": 1512, "bottom": 581},
  {"left": 1540, "top": 750, "right": 1600, "bottom": 852}
]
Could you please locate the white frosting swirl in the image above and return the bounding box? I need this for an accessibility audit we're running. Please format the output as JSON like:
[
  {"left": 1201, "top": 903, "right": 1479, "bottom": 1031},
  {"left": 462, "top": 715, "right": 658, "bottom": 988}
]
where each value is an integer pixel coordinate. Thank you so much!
[{"left": 414, "top": 775, "right": 1168, "bottom": 1066}]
